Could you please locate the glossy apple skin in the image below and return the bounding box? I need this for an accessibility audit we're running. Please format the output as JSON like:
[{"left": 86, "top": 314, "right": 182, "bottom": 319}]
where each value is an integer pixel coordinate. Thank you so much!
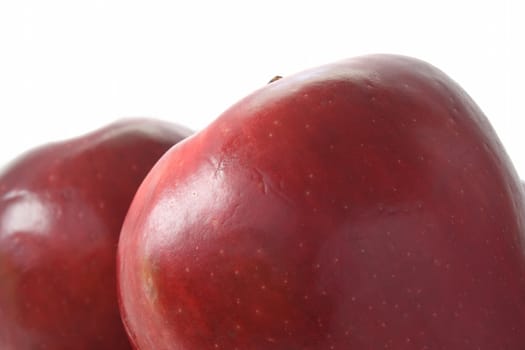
[
  {"left": 118, "top": 55, "right": 525, "bottom": 349},
  {"left": 0, "top": 118, "right": 191, "bottom": 350}
]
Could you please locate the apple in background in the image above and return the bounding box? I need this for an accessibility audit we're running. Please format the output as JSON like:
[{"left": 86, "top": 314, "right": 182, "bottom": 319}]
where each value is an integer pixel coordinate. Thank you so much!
[
  {"left": 0, "top": 118, "right": 191, "bottom": 350},
  {"left": 118, "top": 55, "right": 525, "bottom": 349}
]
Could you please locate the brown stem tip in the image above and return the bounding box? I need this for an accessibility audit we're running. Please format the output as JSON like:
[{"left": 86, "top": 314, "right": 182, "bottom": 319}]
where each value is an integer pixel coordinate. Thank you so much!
[{"left": 268, "top": 75, "right": 283, "bottom": 84}]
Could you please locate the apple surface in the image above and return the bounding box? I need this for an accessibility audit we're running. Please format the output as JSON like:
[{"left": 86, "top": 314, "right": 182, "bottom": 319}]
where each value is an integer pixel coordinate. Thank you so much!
[
  {"left": 0, "top": 118, "right": 191, "bottom": 350},
  {"left": 118, "top": 55, "right": 525, "bottom": 349}
]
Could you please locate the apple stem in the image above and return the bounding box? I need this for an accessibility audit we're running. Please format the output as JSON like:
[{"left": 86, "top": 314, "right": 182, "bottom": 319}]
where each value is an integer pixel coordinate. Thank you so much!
[{"left": 268, "top": 75, "right": 283, "bottom": 84}]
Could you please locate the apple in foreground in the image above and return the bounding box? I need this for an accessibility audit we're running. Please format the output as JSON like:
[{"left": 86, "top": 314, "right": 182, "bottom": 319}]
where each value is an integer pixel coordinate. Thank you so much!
[
  {"left": 0, "top": 118, "right": 191, "bottom": 350},
  {"left": 118, "top": 55, "right": 525, "bottom": 349}
]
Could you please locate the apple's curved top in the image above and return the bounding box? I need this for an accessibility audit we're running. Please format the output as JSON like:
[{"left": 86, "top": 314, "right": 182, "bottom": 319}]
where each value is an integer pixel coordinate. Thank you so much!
[
  {"left": 0, "top": 118, "right": 191, "bottom": 177},
  {"left": 196, "top": 53, "right": 521, "bottom": 210},
  {"left": 216, "top": 54, "right": 490, "bottom": 132},
  {"left": 78, "top": 117, "right": 193, "bottom": 146}
]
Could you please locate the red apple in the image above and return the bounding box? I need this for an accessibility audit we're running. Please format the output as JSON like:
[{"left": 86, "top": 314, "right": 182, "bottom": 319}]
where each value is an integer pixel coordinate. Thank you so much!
[
  {"left": 0, "top": 118, "right": 191, "bottom": 350},
  {"left": 118, "top": 55, "right": 525, "bottom": 349}
]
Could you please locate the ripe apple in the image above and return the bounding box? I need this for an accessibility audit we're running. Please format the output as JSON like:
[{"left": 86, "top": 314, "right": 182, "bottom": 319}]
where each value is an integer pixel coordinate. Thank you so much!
[
  {"left": 0, "top": 118, "right": 191, "bottom": 350},
  {"left": 118, "top": 55, "right": 525, "bottom": 349}
]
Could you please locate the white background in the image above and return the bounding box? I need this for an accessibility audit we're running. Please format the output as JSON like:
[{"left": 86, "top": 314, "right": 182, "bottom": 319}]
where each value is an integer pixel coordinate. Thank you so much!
[{"left": 1, "top": 1, "right": 524, "bottom": 178}]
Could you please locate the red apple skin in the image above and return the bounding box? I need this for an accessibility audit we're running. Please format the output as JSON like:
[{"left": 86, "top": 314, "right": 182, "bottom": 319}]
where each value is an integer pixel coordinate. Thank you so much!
[
  {"left": 0, "top": 118, "right": 191, "bottom": 350},
  {"left": 118, "top": 55, "right": 525, "bottom": 349}
]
